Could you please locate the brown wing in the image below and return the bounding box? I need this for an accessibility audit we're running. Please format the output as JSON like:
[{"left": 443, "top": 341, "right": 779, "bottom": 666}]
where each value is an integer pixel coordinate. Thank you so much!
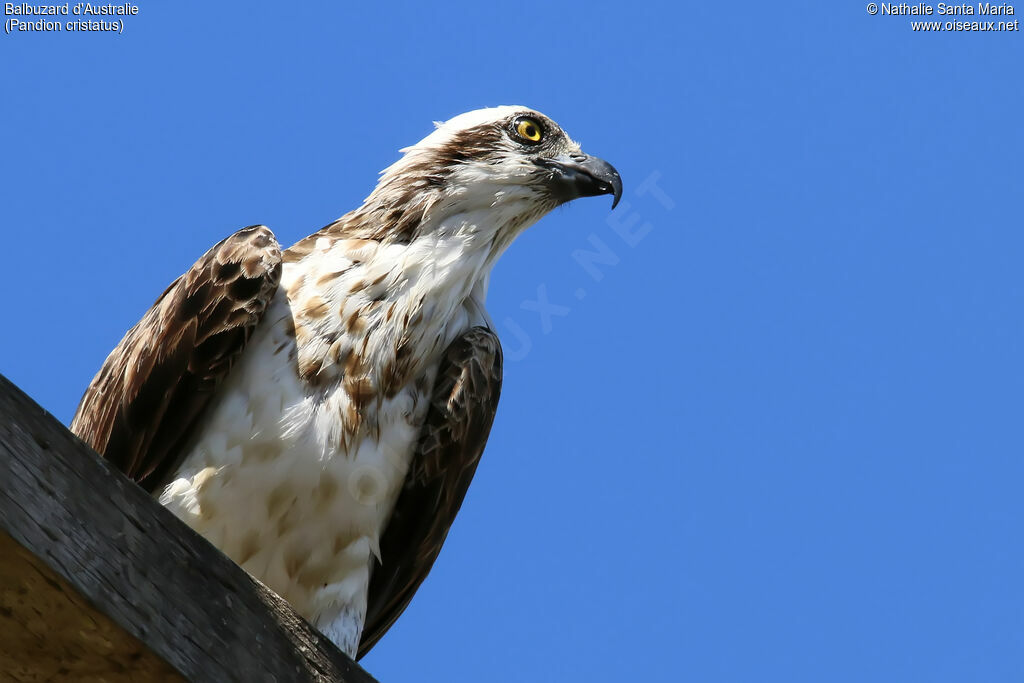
[
  {"left": 358, "top": 326, "right": 503, "bottom": 658},
  {"left": 70, "top": 225, "right": 282, "bottom": 491}
]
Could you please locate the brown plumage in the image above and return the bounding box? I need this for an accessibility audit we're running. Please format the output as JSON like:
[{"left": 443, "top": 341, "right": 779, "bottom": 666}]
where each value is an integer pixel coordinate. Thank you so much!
[
  {"left": 69, "top": 106, "right": 621, "bottom": 661},
  {"left": 71, "top": 225, "right": 283, "bottom": 489},
  {"left": 360, "top": 326, "right": 502, "bottom": 657},
  {"left": 71, "top": 227, "right": 504, "bottom": 658}
]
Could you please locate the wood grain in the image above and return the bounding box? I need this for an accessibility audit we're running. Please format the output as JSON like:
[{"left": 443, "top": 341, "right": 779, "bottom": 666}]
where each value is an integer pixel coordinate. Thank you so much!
[{"left": 0, "top": 374, "right": 378, "bottom": 683}]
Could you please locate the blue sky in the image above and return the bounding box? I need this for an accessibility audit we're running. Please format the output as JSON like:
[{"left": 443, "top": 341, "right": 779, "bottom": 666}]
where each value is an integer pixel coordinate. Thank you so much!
[{"left": 2, "top": 2, "right": 1022, "bottom": 681}]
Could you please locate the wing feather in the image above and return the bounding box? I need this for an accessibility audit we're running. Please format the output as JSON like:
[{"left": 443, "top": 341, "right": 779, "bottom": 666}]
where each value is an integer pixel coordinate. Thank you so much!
[
  {"left": 70, "top": 225, "right": 282, "bottom": 491},
  {"left": 358, "top": 326, "right": 503, "bottom": 658}
]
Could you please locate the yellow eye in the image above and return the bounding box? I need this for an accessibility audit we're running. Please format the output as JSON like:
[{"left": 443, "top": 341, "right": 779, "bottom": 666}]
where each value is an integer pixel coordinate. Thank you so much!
[{"left": 514, "top": 117, "right": 543, "bottom": 143}]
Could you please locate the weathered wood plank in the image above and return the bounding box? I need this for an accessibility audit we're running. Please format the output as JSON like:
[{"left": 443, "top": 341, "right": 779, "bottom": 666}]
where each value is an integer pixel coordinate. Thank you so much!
[
  {"left": 0, "top": 532, "right": 184, "bottom": 682},
  {"left": 0, "top": 374, "right": 378, "bottom": 683}
]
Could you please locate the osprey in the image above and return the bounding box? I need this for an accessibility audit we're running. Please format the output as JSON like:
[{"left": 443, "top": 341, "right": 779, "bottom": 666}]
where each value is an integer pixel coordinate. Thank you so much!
[{"left": 71, "top": 106, "right": 621, "bottom": 659}]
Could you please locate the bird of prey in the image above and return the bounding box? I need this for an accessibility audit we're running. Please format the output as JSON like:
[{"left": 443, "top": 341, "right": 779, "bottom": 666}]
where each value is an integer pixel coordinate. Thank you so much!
[{"left": 71, "top": 106, "right": 621, "bottom": 659}]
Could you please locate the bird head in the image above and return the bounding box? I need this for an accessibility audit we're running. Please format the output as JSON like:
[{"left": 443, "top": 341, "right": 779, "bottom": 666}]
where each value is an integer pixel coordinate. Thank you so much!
[{"left": 360, "top": 106, "right": 622, "bottom": 243}]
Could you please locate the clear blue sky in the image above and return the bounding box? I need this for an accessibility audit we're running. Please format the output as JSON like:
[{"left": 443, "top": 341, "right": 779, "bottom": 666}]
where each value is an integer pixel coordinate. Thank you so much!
[{"left": 2, "top": 2, "right": 1022, "bottom": 681}]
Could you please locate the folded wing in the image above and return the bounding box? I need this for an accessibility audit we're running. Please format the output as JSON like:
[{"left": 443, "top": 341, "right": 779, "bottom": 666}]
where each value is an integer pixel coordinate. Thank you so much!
[
  {"left": 359, "top": 326, "right": 503, "bottom": 658},
  {"left": 71, "top": 225, "right": 283, "bottom": 491}
]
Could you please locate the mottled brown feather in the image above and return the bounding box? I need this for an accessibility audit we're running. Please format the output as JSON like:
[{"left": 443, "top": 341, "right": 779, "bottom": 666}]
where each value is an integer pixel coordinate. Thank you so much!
[
  {"left": 283, "top": 123, "right": 505, "bottom": 256},
  {"left": 70, "top": 225, "right": 282, "bottom": 491},
  {"left": 358, "top": 326, "right": 503, "bottom": 659}
]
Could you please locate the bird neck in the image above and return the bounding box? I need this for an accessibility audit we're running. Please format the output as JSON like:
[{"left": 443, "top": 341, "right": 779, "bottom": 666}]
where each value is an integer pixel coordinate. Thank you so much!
[{"left": 281, "top": 216, "right": 503, "bottom": 394}]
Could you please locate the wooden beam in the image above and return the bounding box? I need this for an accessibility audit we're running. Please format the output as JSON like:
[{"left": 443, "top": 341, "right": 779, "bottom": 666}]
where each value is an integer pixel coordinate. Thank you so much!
[{"left": 0, "top": 374, "right": 379, "bottom": 683}]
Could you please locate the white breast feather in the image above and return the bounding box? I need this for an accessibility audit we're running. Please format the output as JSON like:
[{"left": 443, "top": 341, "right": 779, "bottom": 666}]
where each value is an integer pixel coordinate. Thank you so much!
[{"left": 157, "top": 225, "right": 499, "bottom": 657}]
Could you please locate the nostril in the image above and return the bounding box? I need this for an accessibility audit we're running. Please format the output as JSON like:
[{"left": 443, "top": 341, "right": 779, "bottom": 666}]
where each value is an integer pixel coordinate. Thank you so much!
[{"left": 570, "top": 153, "right": 587, "bottom": 162}]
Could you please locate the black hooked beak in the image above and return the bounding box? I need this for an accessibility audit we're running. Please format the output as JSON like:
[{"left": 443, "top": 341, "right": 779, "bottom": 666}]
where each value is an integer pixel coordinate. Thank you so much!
[{"left": 537, "top": 153, "right": 623, "bottom": 209}]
